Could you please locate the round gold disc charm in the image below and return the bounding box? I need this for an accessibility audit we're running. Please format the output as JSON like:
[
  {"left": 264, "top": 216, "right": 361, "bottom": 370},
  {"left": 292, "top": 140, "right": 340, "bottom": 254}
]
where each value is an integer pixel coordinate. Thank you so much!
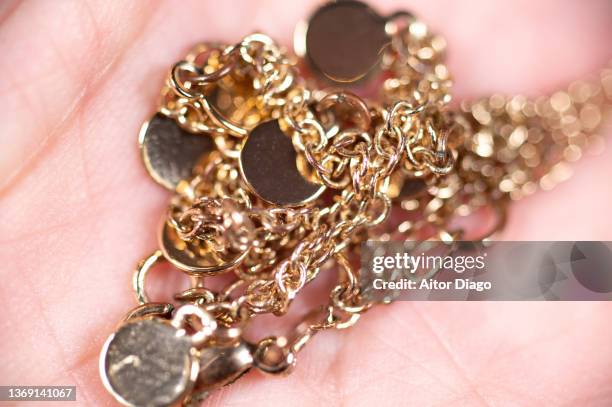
[
  {"left": 239, "top": 120, "right": 325, "bottom": 206},
  {"left": 400, "top": 178, "right": 428, "bottom": 198},
  {"left": 296, "top": 0, "right": 390, "bottom": 83},
  {"left": 99, "top": 318, "right": 198, "bottom": 407},
  {"left": 139, "top": 113, "right": 213, "bottom": 190},
  {"left": 159, "top": 221, "right": 249, "bottom": 276}
]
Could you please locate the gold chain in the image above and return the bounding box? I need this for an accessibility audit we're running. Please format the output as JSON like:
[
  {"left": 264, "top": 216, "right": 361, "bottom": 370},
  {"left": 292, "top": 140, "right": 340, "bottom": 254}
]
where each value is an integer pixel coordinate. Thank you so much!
[
  {"left": 101, "top": 6, "right": 612, "bottom": 405},
  {"left": 155, "top": 18, "right": 611, "bottom": 371}
]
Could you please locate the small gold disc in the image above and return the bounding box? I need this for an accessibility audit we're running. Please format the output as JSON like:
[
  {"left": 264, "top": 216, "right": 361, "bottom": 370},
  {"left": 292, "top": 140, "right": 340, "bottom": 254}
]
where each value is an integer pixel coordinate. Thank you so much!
[
  {"left": 159, "top": 221, "right": 248, "bottom": 276},
  {"left": 100, "top": 318, "right": 198, "bottom": 407},
  {"left": 400, "top": 178, "right": 428, "bottom": 198},
  {"left": 139, "top": 113, "right": 213, "bottom": 190},
  {"left": 239, "top": 120, "right": 325, "bottom": 206},
  {"left": 299, "top": 0, "right": 390, "bottom": 83}
]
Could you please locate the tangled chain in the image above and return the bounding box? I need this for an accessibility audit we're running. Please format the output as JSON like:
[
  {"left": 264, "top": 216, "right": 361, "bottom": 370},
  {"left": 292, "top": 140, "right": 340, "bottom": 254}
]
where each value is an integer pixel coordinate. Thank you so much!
[{"left": 140, "top": 17, "right": 612, "bottom": 377}]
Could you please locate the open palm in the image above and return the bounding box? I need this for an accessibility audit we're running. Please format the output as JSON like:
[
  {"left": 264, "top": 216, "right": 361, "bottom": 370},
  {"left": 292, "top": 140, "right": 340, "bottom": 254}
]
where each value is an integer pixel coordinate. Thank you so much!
[{"left": 1, "top": 1, "right": 611, "bottom": 406}]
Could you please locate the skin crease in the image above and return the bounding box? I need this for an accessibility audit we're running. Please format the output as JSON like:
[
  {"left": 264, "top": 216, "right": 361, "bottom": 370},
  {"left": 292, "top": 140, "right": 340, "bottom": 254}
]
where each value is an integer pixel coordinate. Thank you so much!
[{"left": 0, "top": 0, "right": 611, "bottom": 406}]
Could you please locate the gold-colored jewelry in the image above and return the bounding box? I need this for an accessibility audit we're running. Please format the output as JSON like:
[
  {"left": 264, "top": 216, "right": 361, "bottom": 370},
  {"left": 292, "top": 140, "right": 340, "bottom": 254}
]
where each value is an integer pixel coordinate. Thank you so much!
[{"left": 100, "top": 2, "right": 612, "bottom": 406}]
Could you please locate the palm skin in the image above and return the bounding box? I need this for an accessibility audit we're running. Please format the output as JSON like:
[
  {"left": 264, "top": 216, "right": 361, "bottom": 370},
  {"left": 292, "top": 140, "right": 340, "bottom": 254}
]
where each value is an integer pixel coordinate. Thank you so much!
[{"left": 0, "top": 1, "right": 611, "bottom": 406}]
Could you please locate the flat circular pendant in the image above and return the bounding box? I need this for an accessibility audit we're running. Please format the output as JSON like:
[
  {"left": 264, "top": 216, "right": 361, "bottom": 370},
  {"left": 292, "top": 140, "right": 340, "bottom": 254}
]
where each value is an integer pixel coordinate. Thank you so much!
[
  {"left": 298, "top": 0, "right": 389, "bottom": 83},
  {"left": 400, "top": 178, "right": 428, "bottom": 198},
  {"left": 139, "top": 113, "right": 213, "bottom": 190},
  {"left": 239, "top": 120, "right": 325, "bottom": 206},
  {"left": 159, "top": 221, "right": 249, "bottom": 276},
  {"left": 100, "top": 318, "right": 198, "bottom": 407}
]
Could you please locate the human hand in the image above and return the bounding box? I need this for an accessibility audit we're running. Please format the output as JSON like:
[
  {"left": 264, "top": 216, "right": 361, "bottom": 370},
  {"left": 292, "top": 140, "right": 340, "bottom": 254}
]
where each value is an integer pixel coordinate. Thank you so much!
[{"left": 1, "top": 1, "right": 611, "bottom": 405}]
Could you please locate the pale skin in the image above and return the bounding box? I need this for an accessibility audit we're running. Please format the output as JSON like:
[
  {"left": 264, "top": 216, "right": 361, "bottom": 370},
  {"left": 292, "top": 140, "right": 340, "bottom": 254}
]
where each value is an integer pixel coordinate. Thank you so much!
[{"left": 1, "top": 0, "right": 611, "bottom": 406}]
